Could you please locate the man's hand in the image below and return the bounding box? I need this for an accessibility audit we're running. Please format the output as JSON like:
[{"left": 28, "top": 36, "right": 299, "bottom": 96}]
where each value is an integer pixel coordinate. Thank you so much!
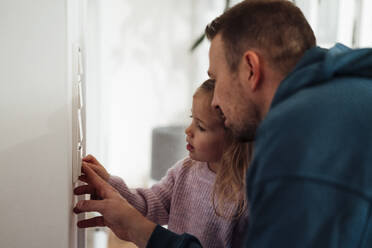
[{"left": 73, "top": 163, "right": 156, "bottom": 248}]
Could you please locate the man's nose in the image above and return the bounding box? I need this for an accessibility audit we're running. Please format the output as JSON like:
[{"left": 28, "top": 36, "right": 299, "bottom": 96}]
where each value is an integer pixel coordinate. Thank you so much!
[{"left": 211, "top": 94, "right": 219, "bottom": 110}]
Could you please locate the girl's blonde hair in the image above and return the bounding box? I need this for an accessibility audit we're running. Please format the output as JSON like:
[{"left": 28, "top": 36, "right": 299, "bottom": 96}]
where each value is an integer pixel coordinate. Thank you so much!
[{"left": 195, "top": 79, "right": 252, "bottom": 219}]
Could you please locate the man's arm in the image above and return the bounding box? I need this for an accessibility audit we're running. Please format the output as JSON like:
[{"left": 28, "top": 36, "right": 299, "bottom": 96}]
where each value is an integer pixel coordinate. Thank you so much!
[
  {"left": 74, "top": 163, "right": 202, "bottom": 248},
  {"left": 245, "top": 177, "right": 369, "bottom": 247},
  {"left": 146, "top": 225, "right": 202, "bottom": 248}
]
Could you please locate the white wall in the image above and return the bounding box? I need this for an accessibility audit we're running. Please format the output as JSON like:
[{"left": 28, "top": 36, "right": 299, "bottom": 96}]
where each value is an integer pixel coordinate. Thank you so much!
[{"left": 0, "top": 0, "right": 84, "bottom": 247}]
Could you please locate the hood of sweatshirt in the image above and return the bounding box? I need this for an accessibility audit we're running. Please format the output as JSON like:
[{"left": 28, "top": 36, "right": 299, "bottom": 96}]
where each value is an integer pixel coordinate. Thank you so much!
[
  {"left": 248, "top": 43, "right": 372, "bottom": 196},
  {"left": 271, "top": 43, "right": 372, "bottom": 108}
]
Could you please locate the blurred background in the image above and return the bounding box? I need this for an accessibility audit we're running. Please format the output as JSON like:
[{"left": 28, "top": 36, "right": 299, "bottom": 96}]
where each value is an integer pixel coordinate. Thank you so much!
[{"left": 83, "top": 0, "right": 372, "bottom": 247}]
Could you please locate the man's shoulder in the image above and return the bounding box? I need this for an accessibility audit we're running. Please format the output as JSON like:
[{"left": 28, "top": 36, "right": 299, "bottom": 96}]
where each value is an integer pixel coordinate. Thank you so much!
[
  {"left": 264, "top": 76, "right": 372, "bottom": 133},
  {"left": 251, "top": 77, "right": 372, "bottom": 196}
]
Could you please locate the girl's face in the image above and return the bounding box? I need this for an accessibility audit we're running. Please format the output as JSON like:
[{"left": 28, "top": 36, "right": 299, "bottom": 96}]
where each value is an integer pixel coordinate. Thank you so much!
[{"left": 185, "top": 92, "right": 227, "bottom": 163}]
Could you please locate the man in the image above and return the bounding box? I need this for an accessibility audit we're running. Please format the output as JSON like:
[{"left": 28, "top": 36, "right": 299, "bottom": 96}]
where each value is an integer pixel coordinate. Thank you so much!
[{"left": 74, "top": 1, "right": 372, "bottom": 247}]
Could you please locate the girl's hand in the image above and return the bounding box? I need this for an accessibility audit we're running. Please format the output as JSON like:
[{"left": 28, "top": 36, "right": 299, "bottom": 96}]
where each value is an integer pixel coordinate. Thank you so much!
[
  {"left": 74, "top": 164, "right": 156, "bottom": 248},
  {"left": 80, "top": 154, "right": 110, "bottom": 182}
]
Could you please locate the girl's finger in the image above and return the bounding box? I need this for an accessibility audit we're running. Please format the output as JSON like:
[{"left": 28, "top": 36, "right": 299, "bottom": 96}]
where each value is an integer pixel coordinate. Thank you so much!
[
  {"left": 82, "top": 154, "right": 99, "bottom": 164},
  {"left": 74, "top": 184, "right": 95, "bottom": 195},
  {"left": 81, "top": 164, "right": 115, "bottom": 199}
]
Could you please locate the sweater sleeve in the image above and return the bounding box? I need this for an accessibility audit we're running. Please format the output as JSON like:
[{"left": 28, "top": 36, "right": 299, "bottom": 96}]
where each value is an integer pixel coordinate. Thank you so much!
[
  {"left": 146, "top": 225, "right": 202, "bottom": 248},
  {"left": 107, "top": 159, "right": 186, "bottom": 225}
]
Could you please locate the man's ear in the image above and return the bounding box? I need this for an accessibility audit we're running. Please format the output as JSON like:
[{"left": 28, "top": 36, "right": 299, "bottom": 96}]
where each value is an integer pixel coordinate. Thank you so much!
[{"left": 241, "top": 50, "right": 261, "bottom": 91}]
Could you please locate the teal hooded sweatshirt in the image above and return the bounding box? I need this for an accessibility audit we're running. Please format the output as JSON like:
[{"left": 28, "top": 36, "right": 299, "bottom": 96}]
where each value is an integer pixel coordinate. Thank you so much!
[
  {"left": 146, "top": 44, "right": 372, "bottom": 248},
  {"left": 246, "top": 43, "right": 372, "bottom": 248}
]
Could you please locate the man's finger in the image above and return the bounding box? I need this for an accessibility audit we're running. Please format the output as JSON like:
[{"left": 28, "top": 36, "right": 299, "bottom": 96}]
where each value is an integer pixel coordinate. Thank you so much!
[
  {"left": 77, "top": 216, "right": 106, "bottom": 228},
  {"left": 78, "top": 175, "right": 88, "bottom": 183},
  {"left": 73, "top": 199, "right": 105, "bottom": 214},
  {"left": 81, "top": 164, "right": 115, "bottom": 199},
  {"left": 74, "top": 184, "right": 95, "bottom": 195}
]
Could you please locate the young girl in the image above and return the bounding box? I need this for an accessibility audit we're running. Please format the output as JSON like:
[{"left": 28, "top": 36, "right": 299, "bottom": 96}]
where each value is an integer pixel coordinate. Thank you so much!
[{"left": 83, "top": 79, "right": 252, "bottom": 248}]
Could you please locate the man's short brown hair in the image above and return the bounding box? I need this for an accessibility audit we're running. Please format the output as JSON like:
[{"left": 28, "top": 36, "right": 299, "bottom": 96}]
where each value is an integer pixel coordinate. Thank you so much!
[{"left": 205, "top": 0, "right": 316, "bottom": 76}]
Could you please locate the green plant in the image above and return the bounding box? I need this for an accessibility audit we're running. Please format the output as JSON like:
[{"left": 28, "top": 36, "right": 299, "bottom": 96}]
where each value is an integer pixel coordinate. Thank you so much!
[
  {"left": 189, "top": 0, "right": 298, "bottom": 52},
  {"left": 190, "top": 0, "right": 231, "bottom": 51}
]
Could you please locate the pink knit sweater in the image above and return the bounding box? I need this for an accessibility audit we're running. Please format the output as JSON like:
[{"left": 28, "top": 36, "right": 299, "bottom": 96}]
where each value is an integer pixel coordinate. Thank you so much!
[{"left": 108, "top": 157, "right": 249, "bottom": 248}]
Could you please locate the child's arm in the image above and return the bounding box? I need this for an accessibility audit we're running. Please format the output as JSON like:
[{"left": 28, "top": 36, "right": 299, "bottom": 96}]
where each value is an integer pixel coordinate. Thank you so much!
[
  {"left": 82, "top": 154, "right": 184, "bottom": 225},
  {"left": 107, "top": 160, "right": 183, "bottom": 225}
]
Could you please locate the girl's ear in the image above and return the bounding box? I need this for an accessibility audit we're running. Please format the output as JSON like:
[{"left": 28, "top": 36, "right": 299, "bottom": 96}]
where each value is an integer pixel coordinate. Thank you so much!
[{"left": 241, "top": 50, "right": 261, "bottom": 92}]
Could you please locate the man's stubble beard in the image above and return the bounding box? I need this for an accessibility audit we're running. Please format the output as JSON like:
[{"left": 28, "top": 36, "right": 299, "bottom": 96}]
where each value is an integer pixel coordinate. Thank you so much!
[{"left": 231, "top": 100, "right": 261, "bottom": 143}]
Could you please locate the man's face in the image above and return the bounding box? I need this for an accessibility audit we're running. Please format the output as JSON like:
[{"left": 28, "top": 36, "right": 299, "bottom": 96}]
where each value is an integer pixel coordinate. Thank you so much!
[{"left": 208, "top": 34, "right": 260, "bottom": 142}]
